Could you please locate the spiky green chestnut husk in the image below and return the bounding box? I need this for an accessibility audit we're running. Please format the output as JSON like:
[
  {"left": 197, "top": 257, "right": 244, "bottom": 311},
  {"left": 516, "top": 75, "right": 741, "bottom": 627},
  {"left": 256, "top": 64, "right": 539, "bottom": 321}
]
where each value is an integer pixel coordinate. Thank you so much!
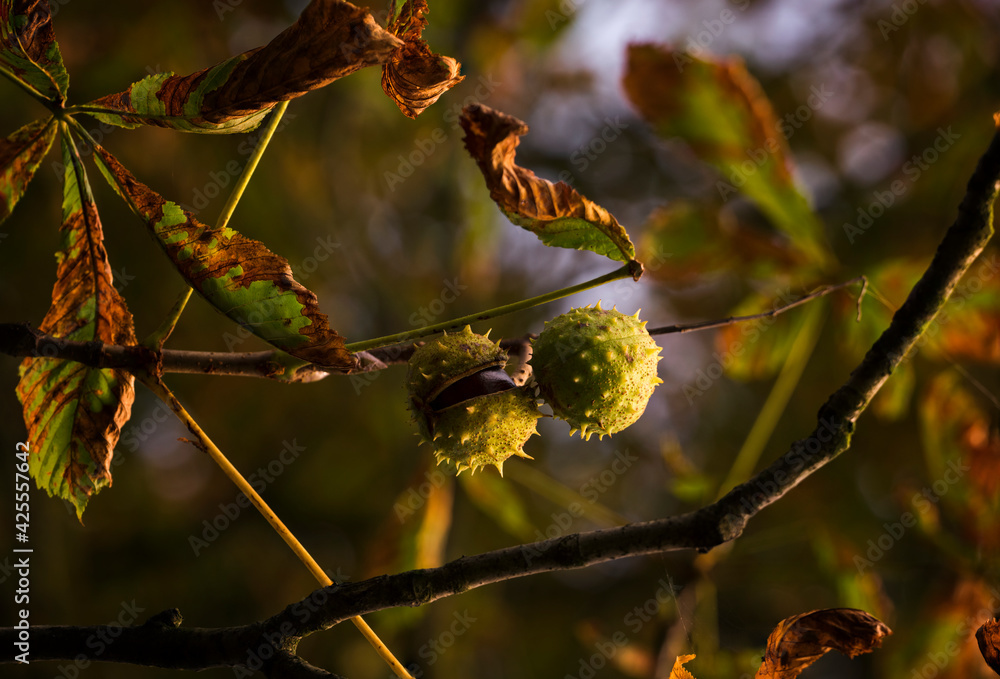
[
  {"left": 407, "top": 326, "right": 539, "bottom": 475},
  {"left": 530, "top": 304, "right": 662, "bottom": 440}
]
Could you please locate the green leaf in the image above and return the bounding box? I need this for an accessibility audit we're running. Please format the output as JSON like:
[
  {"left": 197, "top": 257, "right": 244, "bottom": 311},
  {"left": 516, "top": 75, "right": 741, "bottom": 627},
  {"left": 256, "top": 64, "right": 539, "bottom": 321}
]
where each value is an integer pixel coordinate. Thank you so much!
[
  {"left": 92, "top": 144, "right": 355, "bottom": 372},
  {"left": 639, "top": 201, "right": 804, "bottom": 283},
  {"left": 0, "top": 117, "right": 56, "bottom": 224},
  {"left": 86, "top": 0, "right": 402, "bottom": 134},
  {"left": 623, "top": 44, "right": 832, "bottom": 271},
  {"left": 459, "top": 471, "right": 535, "bottom": 541},
  {"left": 714, "top": 290, "right": 817, "bottom": 381},
  {"left": 459, "top": 103, "right": 638, "bottom": 264},
  {"left": 0, "top": 0, "right": 69, "bottom": 103},
  {"left": 16, "top": 130, "right": 136, "bottom": 520}
]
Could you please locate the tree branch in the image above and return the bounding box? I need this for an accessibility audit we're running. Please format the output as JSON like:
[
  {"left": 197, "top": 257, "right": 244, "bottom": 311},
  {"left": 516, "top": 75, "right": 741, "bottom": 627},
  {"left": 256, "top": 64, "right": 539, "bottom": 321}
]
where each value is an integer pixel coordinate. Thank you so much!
[
  {"left": 0, "top": 276, "right": 865, "bottom": 383},
  {"left": 4, "top": 122, "right": 999, "bottom": 677}
]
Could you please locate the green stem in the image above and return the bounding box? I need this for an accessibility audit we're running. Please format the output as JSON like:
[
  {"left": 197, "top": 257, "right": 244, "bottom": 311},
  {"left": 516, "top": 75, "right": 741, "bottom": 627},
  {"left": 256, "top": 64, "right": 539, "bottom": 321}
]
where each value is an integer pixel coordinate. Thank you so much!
[
  {"left": 344, "top": 264, "right": 634, "bottom": 353},
  {"left": 0, "top": 62, "right": 57, "bottom": 110},
  {"left": 142, "top": 288, "right": 193, "bottom": 349},
  {"left": 216, "top": 100, "right": 289, "bottom": 230},
  {"left": 715, "top": 301, "right": 826, "bottom": 499}
]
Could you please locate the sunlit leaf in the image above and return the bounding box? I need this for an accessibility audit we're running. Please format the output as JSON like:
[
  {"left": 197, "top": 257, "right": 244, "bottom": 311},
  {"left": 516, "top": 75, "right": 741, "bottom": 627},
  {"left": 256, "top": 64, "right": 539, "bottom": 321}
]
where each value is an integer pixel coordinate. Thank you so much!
[
  {"left": 92, "top": 145, "right": 354, "bottom": 372},
  {"left": 639, "top": 201, "right": 802, "bottom": 283},
  {"left": 669, "top": 654, "right": 698, "bottom": 679},
  {"left": 713, "top": 290, "right": 817, "bottom": 381},
  {"left": 977, "top": 619, "right": 1000, "bottom": 675},
  {"left": 459, "top": 471, "right": 535, "bottom": 541},
  {"left": 927, "top": 249, "right": 1000, "bottom": 363},
  {"left": 0, "top": 0, "right": 69, "bottom": 103},
  {"left": 0, "top": 117, "right": 56, "bottom": 224},
  {"left": 920, "top": 371, "right": 1000, "bottom": 548},
  {"left": 834, "top": 257, "right": 926, "bottom": 419},
  {"left": 16, "top": 131, "right": 135, "bottom": 520},
  {"left": 87, "top": 0, "right": 403, "bottom": 133},
  {"left": 623, "top": 44, "right": 831, "bottom": 270},
  {"left": 365, "top": 462, "right": 454, "bottom": 629},
  {"left": 754, "top": 608, "right": 890, "bottom": 679},
  {"left": 382, "top": 0, "right": 464, "bottom": 118},
  {"left": 460, "top": 103, "right": 638, "bottom": 264}
]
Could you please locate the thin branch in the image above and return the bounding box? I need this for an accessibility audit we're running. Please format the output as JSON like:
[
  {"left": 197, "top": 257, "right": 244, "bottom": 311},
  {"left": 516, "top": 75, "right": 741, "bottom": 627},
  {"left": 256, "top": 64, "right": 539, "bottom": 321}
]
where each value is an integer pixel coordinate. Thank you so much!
[
  {"left": 5, "top": 122, "right": 999, "bottom": 677},
  {"left": 0, "top": 276, "right": 865, "bottom": 381},
  {"left": 647, "top": 276, "right": 867, "bottom": 337}
]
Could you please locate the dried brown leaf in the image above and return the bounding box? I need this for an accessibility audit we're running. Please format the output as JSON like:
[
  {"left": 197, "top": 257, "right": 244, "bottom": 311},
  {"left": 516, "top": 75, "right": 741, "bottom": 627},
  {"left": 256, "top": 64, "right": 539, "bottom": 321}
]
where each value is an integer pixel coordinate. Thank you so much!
[
  {"left": 381, "top": 0, "right": 464, "bottom": 118},
  {"left": 977, "top": 619, "right": 1000, "bottom": 675},
  {"left": 755, "top": 608, "right": 891, "bottom": 679},
  {"left": 89, "top": 0, "right": 403, "bottom": 132},
  {"left": 17, "top": 132, "right": 135, "bottom": 519},
  {"left": 460, "top": 103, "right": 637, "bottom": 264}
]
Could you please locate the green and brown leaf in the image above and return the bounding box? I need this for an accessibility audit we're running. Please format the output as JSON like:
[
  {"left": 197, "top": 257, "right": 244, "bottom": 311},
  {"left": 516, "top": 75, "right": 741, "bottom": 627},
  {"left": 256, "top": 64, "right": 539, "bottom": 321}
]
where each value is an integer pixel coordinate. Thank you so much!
[
  {"left": 0, "top": 0, "right": 69, "bottom": 103},
  {"left": 16, "top": 131, "right": 136, "bottom": 519},
  {"left": 0, "top": 117, "right": 56, "bottom": 224},
  {"left": 93, "top": 145, "right": 354, "bottom": 372},
  {"left": 87, "top": 0, "right": 403, "bottom": 133},
  {"left": 460, "top": 103, "right": 638, "bottom": 264},
  {"left": 381, "top": 0, "right": 464, "bottom": 118},
  {"left": 623, "top": 43, "right": 831, "bottom": 271}
]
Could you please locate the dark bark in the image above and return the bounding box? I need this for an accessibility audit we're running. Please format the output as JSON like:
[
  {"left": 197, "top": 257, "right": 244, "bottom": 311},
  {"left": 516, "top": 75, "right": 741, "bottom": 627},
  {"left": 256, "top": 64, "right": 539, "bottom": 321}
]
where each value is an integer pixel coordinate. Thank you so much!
[{"left": 3, "top": 123, "right": 999, "bottom": 678}]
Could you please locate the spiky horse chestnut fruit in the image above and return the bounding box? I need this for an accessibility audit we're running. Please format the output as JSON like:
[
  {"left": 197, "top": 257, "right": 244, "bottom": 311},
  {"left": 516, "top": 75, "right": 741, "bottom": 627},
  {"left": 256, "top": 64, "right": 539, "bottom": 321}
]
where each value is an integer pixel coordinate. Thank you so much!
[
  {"left": 530, "top": 304, "right": 662, "bottom": 440},
  {"left": 407, "top": 326, "right": 540, "bottom": 475}
]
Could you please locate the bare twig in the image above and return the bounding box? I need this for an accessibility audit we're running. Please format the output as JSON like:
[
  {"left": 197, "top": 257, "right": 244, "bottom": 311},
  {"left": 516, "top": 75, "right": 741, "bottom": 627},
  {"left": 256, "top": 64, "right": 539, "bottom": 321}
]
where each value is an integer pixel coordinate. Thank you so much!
[{"left": 4, "top": 122, "right": 999, "bottom": 677}]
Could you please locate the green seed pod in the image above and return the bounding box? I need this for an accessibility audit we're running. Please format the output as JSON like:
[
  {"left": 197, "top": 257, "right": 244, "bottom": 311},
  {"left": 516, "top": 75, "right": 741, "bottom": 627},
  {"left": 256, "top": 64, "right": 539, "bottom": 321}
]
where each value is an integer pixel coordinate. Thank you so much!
[
  {"left": 407, "top": 326, "right": 539, "bottom": 475},
  {"left": 530, "top": 303, "right": 662, "bottom": 440}
]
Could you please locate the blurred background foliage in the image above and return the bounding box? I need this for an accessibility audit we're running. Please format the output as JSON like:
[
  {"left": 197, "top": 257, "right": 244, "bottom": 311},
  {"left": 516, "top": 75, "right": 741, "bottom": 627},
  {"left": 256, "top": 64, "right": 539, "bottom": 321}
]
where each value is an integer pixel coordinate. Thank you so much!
[{"left": 3, "top": 0, "right": 1000, "bottom": 677}]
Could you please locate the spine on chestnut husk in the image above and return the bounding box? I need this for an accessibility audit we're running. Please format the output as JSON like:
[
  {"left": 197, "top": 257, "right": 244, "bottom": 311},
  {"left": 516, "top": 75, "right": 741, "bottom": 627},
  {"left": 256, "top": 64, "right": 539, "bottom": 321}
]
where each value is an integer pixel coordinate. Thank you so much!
[{"left": 407, "top": 326, "right": 539, "bottom": 475}]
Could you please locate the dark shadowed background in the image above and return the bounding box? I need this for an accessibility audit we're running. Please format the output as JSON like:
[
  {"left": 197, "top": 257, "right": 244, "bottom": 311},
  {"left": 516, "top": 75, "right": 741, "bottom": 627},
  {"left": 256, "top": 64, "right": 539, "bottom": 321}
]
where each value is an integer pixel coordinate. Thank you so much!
[{"left": 3, "top": 1, "right": 1000, "bottom": 677}]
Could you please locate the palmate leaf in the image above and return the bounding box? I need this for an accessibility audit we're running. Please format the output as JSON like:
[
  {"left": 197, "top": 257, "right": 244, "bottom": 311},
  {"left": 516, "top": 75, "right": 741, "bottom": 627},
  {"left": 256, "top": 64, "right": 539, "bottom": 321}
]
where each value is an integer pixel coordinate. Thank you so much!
[
  {"left": 0, "top": 0, "right": 69, "bottom": 103},
  {"left": 381, "top": 0, "right": 464, "bottom": 119},
  {"left": 16, "top": 130, "right": 136, "bottom": 520},
  {"left": 0, "top": 117, "right": 56, "bottom": 223},
  {"left": 92, "top": 145, "right": 354, "bottom": 372},
  {"left": 86, "top": 0, "right": 403, "bottom": 134},
  {"left": 623, "top": 44, "right": 832, "bottom": 271},
  {"left": 460, "top": 104, "right": 638, "bottom": 264}
]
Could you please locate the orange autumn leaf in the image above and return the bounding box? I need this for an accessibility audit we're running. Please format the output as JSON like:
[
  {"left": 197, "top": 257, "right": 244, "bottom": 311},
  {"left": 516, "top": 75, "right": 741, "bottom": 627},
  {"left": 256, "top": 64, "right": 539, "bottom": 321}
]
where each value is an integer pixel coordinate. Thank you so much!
[{"left": 755, "top": 608, "right": 891, "bottom": 679}]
